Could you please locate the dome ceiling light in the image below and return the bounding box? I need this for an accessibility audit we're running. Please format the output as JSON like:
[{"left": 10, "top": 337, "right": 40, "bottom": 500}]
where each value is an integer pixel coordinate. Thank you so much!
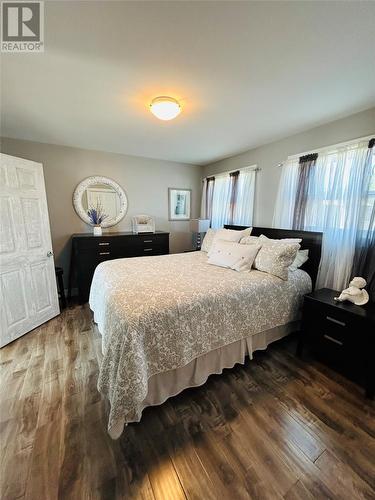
[{"left": 150, "top": 96, "right": 181, "bottom": 121}]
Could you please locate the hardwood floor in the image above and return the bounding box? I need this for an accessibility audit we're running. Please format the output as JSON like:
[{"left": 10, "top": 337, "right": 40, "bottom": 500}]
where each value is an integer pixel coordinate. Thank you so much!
[{"left": 1, "top": 305, "right": 374, "bottom": 500}]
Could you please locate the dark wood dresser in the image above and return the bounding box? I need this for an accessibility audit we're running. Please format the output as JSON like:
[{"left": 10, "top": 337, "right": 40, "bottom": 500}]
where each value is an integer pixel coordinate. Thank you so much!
[
  {"left": 68, "top": 231, "right": 169, "bottom": 304},
  {"left": 298, "top": 288, "right": 375, "bottom": 398}
]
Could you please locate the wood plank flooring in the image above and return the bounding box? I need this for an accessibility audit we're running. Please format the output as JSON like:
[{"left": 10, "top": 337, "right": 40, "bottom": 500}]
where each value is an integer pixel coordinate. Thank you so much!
[{"left": 1, "top": 305, "right": 374, "bottom": 500}]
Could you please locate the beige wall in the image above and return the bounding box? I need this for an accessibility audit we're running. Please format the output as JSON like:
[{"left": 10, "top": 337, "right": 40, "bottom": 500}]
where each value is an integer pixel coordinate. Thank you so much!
[
  {"left": 0, "top": 138, "right": 201, "bottom": 282},
  {"left": 2, "top": 108, "right": 374, "bottom": 286},
  {"left": 203, "top": 107, "right": 375, "bottom": 227}
]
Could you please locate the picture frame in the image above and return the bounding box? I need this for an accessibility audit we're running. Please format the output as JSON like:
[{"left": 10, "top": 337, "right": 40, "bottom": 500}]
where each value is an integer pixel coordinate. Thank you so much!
[{"left": 168, "top": 188, "right": 192, "bottom": 221}]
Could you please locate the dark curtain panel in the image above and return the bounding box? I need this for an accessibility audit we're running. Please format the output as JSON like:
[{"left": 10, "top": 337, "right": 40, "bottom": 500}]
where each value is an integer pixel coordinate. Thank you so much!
[
  {"left": 228, "top": 171, "right": 240, "bottom": 224},
  {"left": 352, "top": 139, "right": 375, "bottom": 301},
  {"left": 292, "top": 153, "right": 318, "bottom": 230},
  {"left": 205, "top": 176, "right": 215, "bottom": 224}
]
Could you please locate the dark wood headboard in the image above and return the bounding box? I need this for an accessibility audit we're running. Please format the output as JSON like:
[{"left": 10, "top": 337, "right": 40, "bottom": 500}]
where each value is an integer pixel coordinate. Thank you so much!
[{"left": 224, "top": 225, "right": 322, "bottom": 289}]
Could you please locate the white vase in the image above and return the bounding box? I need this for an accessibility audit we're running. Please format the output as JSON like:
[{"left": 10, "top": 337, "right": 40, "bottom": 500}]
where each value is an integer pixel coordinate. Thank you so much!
[{"left": 93, "top": 225, "right": 102, "bottom": 236}]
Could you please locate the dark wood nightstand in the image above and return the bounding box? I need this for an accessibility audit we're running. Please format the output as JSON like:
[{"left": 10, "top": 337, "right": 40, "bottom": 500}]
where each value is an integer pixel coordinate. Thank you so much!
[{"left": 298, "top": 288, "right": 375, "bottom": 398}]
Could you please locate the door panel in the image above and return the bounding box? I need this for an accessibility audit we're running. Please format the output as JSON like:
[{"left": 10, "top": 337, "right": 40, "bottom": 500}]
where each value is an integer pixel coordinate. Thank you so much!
[
  {"left": 21, "top": 197, "right": 43, "bottom": 249},
  {"left": 0, "top": 264, "right": 35, "bottom": 347},
  {"left": 16, "top": 167, "right": 37, "bottom": 190},
  {"left": 0, "top": 154, "right": 59, "bottom": 347},
  {"left": 0, "top": 165, "right": 7, "bottom": 186},
  {"left": 30, "top": 261, "right": 53, "bottom": 313},
  {"left": 0, "top": 197, "right": 16, "bottom": 253},
  {"left": 1, "top": 268, "right": 29, "bottom": 327}
]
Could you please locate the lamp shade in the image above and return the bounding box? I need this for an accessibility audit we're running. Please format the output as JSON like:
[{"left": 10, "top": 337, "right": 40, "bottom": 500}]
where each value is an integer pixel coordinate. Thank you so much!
[
  {"left": 190, "top": 219, "right": 210, "bottom": 233},
  {"left": 150, "top": 97, "right": 181, "bottom": 120}
]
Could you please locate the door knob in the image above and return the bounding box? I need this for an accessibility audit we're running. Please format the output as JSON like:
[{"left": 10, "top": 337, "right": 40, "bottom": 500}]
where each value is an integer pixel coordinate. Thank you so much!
[{"left": 47, "top": 251, "right": 54, "bottom": 257}]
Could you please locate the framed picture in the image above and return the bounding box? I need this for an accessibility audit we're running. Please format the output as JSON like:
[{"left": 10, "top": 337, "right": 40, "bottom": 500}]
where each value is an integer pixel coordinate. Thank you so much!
[{"left": 168, "top": 188, "right": 191, "bottom": 221}]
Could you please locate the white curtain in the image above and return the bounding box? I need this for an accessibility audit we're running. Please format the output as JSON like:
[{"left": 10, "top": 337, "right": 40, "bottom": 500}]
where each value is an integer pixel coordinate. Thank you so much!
[
  {"left": 273, "top": 140, "right": 374, "bottom": 290},
  {"left": 272, "top": 158, "right": 299, "bottom": 229},
  {"left": 308, "top": 141, "right": 373, "bottom": 289},
  {"left": 210, "top": 175, "right": 232, "bottom": 229},
  {"left": 209, "top": 168, "right": 256, "bottom": 229},
  {"left": 232, "top": 169, "right": 256, "bottom": 226}
]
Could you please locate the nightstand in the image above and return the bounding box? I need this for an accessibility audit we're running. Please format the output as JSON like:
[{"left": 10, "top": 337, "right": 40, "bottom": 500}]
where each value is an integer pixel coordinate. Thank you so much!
[{"left": 298, "top": 288, "right": 375, "bottom": 398}]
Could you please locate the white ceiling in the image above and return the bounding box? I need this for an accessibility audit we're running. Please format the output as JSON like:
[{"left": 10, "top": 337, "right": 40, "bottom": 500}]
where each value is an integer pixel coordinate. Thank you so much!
[{"left": 1, "top": 1, "right": 375, "bottom": 165}]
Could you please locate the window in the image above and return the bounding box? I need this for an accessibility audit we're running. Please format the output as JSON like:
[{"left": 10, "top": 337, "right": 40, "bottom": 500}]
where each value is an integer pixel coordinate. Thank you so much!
[
  {"left": 273, "top": 137, "right": 374, "bottom": 291},
  {"left": 202, "top": 166, "right": 256, "bottom": 229}
]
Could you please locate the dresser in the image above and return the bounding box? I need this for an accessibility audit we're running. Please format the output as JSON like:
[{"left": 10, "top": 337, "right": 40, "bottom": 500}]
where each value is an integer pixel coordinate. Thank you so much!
[
  {"left": 298, "top": 288, "right": 375, "bottom": 398},
  {"left": 68, "top": 231, "right": 169, "bottom": 304}
]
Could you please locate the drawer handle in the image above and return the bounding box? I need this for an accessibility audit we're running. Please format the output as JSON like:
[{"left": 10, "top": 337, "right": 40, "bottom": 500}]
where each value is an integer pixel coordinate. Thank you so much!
[
  {"left": 99, "top": 252, "right": 110, "bottom": 255},
  {"left": 144, "top": 248, "right": 153, "bottom": 252},
  {"left": 99, "top": 242, "right": 110, "bottom": 246},
  {"left": 323, "top": 334, "right": 344, "bottom": 346},
  {"left": 143, "top": 240, "right": 153, "bottom": 243},
  {"left": 326, "top": 316, "right": 346, "bottom": 327}
]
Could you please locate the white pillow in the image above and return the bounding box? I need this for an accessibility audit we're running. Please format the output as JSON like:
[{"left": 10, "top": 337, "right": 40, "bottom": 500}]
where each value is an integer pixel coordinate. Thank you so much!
[
  {"left": 207, "top": 240, "right": 261, "bottom": 272},
  {"left": 289, "top": 249, "right": 309, "bottom": 271},
  {"left": 201, "top": 228, "right": 217, "bottom": 253},
  {"left": 258, "top": 234, "right": 302, "bottom": 245},
  {"left": 257, "top": 235, "right": 308, "bottom": 271},
  {"left": 208, "top": 227, "right": 252, "bottom": 256},
  {"left": 254, "top": 242, "right": 300, "bottom": 280},
  {"left": 240, "top": 235, "right": 260, "bottom": 245}
]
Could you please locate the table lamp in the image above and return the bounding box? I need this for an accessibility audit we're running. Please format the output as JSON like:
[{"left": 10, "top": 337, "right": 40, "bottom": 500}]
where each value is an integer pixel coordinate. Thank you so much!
[{"left": 190, "top": 219, "right": 210, "bottom": 250}]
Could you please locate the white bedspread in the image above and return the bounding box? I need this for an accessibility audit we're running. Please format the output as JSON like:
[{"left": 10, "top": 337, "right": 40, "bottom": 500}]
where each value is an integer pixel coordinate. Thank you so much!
[{"left": 89, "top": 251, "right": 311, "bottom": 437}]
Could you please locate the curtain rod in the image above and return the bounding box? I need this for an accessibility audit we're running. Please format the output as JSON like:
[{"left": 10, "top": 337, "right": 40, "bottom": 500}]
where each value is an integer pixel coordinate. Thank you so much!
[
  {"left": 203, "top": 164, "right": 259, "bottom": 180},
  {"left": 287, "top": 134, "right": 375, "bottom": 161}
]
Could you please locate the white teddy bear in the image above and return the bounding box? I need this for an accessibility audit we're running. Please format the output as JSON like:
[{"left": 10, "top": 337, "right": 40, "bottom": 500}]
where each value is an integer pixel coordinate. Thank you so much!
[{"left": 334, "top": 277, "right": 369, "bottom": 306}]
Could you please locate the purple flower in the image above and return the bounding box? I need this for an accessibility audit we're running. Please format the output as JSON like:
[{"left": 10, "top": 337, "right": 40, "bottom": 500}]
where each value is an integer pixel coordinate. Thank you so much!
[{"left": 87, "top": 201, "right": 108, "bottom": 225}]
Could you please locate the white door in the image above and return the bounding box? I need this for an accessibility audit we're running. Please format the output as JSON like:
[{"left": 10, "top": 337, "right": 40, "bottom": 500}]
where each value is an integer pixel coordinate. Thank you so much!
[{"left": 0, "top": 154, "right": 59, "bottom": 347}]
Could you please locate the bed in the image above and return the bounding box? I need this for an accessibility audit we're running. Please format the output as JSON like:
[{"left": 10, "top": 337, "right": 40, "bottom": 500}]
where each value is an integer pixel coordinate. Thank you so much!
[{"left": 89, "top": 226, "right": 322, "bottom": 438}]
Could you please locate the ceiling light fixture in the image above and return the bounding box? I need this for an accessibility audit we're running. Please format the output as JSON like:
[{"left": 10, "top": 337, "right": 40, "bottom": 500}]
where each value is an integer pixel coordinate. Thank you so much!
[{"left": 150, "top": 96, "right": 181, "bottom": 121}]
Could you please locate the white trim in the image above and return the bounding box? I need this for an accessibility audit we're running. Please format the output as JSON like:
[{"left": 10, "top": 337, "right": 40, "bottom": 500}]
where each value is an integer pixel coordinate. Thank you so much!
[
  {"left": 204, "top": 164, "right": 259, "bottom": 180},
  {"left": 287, "top": 134, "right": 374, "bottom": 160}
]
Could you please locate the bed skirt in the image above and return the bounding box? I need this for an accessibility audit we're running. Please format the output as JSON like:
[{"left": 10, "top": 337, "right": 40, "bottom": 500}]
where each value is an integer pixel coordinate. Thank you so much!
[{"left": 106, "top": 321, "right": 298, "bottom": 438}]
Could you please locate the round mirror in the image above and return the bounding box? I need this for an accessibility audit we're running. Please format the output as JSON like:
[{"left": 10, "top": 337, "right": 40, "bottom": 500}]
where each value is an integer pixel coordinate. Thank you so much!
[{"left": 73, "top": 176, "right": 128, "bottom": 228}]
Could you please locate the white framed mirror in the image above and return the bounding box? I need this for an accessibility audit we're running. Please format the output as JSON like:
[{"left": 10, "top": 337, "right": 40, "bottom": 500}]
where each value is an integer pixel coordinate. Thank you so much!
[{"left": 73, "top": 176, "right": 128, "bottom": 228}]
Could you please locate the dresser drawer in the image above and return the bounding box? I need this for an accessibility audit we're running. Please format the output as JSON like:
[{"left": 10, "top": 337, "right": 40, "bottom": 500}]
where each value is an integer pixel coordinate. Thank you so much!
[
  {"left": 97, "top": 250, "right": 113, "bottom": 261},
  {"left": 75, "top": 238, "right": 113, "bottom": 250},
  {"left": 303, "top": 300, "right": 355, "bottom": 330},
  {"left": 76, "top": 246, "right": 114, "bottom": 261},
  {"left": 317, "top": 328, "right": 346, "bottom": 352},
  {"left": 141, "top": 247, "right": 168, "bottom": 256},
  {"left": 138, "top": 234, "right": 168, "bottom": 247},
  {"left": 136, "top": 234, "right": 169, "bottom": 254},
  {"left": 302, "top": 301, "right": 352, "bottom": 350},
  {"left": 138, "top": 234, "right": 167, "bottom": 244},
  {"left": 320, "top": 315, "right": 350, "bottom": 344}
]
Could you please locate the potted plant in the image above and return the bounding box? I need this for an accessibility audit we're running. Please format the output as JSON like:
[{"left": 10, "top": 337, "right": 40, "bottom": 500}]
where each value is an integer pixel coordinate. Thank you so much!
[{"left": 87, "top": 201, "right": 108, "bottom": 236}]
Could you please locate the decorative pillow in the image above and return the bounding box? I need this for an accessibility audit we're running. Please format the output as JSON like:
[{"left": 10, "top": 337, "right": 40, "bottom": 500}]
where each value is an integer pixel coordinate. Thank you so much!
[
  {"left": 258, "top": 234, "right": 302, "bottom": 245},
  {"left": 201, "top": 228, "right": 217, "bottom": 253},
  {"left": 258, "top": 234, "right": 308, "bottom": 271},
  {"left": 208, "top": 227, "right": 252, "bottom": 256},
  {"left": 289, "top": 249, "right": 309, "bottom": 271},
  {"left": 207, "top": 240, "right": 261, "bottom": 272},
  {"left": 240, "top": 235, "right": 260, "bottom": 245},
  {"left": 254, "top": 242, "right": 300, "bottom": 280}
]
